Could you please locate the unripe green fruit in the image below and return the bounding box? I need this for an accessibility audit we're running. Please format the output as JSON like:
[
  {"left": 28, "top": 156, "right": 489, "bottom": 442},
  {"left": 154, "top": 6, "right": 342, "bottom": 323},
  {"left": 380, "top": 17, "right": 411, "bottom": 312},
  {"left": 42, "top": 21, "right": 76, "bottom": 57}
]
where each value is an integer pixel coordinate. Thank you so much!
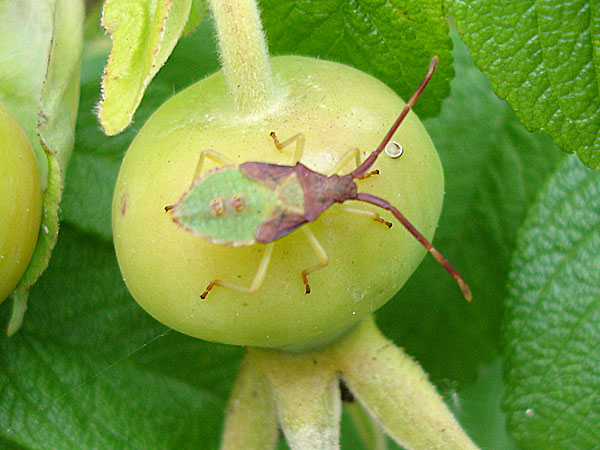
[
  {"left": 112, "top": 56, "right": 443, "bottom": 349},
  {"left": 0, "top": 101, "right": 42, "bottom": 303}
]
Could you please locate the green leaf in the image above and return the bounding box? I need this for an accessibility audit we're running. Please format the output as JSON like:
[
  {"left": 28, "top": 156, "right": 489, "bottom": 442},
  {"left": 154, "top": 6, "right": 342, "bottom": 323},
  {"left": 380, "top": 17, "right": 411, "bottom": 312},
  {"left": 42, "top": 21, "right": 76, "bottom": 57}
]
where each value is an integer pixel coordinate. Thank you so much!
[
  {"left": 38, "top": 0, "right": 83, "bottom": 173},
  {"left": 446, "top": 0, "right": 600, "bottom": 170},
  {"left": 98, "top": 0, "right": 193, "bottom": 135},
  {"left": 503, "top": 155, "right": 600, "bottom": 450},
  {"left": 260, "top": 0, "right": 453, "bottom": 118},
  {"left": 182, "top": 0, "right": 208, "bottom": 36},
  {"left": 0, "top": 224, "right": 241, "bottom": 449},
  {"left": 377, "top": 31, "right": 564, "bottom": 383},
  {"left": 0, "top": 336, "right": 224, "bottom": 450}
]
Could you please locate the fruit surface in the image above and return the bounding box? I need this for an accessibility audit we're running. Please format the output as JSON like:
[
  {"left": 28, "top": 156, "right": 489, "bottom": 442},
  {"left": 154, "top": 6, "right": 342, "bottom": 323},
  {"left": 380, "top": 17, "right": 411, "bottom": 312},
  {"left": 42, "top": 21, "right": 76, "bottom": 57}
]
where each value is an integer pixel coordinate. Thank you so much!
[
  {"left": 0, "top": 101, "right": 42, "bottom": 303},
  {"left": 112, "top": 56, "right": 443, "bottom": 349}
]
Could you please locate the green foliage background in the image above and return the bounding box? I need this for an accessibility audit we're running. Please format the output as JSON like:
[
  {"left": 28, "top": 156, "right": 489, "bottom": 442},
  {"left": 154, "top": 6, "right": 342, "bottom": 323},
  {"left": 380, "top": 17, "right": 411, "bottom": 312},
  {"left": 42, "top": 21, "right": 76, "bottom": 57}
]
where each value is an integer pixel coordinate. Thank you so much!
[{"left": 1, "top": 0, "right": 599, "bottom": 449}]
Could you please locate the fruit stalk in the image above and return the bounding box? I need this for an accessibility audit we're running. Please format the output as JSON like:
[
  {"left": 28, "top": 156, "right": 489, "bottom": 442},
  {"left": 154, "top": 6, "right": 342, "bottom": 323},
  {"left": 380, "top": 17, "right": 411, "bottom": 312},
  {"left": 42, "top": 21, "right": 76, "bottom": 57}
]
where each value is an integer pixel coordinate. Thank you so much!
[
  {"left": 207, "top": 0, "right": 276, "bottom": 114},
  {"left": 219, "top": 317, "right": 480, "bottom": 450}
]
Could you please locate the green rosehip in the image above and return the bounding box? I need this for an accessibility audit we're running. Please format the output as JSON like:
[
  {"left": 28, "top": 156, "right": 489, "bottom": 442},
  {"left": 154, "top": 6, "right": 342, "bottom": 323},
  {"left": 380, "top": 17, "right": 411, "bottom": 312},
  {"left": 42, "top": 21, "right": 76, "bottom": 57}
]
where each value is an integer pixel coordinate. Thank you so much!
[{"left": 112, "top": 56, "right": 443, "bottom": 350}]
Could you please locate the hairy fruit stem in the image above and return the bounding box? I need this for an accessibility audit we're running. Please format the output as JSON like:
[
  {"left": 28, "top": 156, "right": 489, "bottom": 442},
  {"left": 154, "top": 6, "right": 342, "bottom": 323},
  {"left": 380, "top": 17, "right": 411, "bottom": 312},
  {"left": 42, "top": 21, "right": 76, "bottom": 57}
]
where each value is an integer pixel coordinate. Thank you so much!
[
  {"left": 220, "top": 317, "right": 480, "bottom": 450},
  {"left": 208, "top": 0, "right": 276, "bottom": 114}
]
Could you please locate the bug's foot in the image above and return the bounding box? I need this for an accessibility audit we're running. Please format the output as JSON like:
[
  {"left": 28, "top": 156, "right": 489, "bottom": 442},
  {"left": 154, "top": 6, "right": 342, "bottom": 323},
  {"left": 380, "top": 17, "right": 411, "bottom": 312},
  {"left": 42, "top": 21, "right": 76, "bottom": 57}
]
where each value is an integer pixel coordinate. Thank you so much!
[
  {"left": 374, "top": 217, "right": 393, "bottom": 228},
  {"left": 301, "top": 273, "right": 312, "bottom": 294},
  {"left": 357, "top": 169, "right": 379, "bottom": 180},
  {"left": 200, "top": 281, "right": 217, "bottom": 299},
  {"left": 269, "top": 131, "right": 282, "bottom": 149},
  {"left": 164, "top": 204, "right": 175, "bottom": 212}
]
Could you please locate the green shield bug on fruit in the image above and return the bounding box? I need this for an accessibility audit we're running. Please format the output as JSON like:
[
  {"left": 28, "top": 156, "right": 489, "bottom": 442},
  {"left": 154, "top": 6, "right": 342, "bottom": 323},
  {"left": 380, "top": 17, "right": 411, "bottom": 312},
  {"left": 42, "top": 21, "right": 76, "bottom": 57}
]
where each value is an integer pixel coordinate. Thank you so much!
[{"left": 166, "top": 56, "right": 472, "bottom": 302}]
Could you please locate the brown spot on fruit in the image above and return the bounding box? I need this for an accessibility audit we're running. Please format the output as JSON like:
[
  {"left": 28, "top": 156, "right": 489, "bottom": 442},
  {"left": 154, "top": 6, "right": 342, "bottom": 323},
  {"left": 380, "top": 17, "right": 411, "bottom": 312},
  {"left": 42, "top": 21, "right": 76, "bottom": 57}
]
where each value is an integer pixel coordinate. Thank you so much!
[{"left": 120, "top": 192, "right": 129, "bottom": 215}]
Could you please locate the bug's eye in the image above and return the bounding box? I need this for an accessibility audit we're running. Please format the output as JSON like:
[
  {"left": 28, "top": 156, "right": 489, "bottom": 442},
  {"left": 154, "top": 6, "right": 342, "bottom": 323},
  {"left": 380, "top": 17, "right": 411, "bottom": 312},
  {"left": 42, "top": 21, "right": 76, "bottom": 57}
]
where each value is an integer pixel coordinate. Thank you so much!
[
  {"left": 231, "top": 195, "right": 245, "bottom": 212},
  {"left": 210, "top": 198, "right": 225, "bottom": 215}
]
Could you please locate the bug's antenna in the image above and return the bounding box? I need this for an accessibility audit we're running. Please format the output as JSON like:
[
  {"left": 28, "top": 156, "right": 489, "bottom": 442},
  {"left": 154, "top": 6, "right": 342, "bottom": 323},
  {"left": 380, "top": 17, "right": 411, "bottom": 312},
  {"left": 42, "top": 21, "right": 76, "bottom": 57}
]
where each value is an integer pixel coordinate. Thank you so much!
[
  {"left": 351, "top": 56, "right": 438, "bottom": 179},
  {"left": 355, "top": 191, "right": 472, "bottom": 302}
]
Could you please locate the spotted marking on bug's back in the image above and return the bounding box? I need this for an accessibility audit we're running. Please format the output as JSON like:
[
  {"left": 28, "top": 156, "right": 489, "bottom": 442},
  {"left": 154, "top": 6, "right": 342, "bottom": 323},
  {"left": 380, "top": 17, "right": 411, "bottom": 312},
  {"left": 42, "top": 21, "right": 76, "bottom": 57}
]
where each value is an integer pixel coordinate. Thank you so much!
[
  {"left": 171, "top": 166, "right": 278, "bottom": 245},
  {"left": 210, "top": 197, "right": 225, "bottom": 215},
  {"left": 232, "top": 195, "right": 245, "bottom": 212},
  {"left": 209, "top": 194, "right": 247, "bottom": 216}
]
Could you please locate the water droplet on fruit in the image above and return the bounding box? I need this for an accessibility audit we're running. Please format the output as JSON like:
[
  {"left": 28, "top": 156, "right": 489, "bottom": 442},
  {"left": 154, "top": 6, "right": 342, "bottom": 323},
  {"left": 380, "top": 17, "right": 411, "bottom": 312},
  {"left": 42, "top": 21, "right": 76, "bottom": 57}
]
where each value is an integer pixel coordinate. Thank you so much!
[{"left": 385, "top": 141, "right": 403, "bottom": 158}]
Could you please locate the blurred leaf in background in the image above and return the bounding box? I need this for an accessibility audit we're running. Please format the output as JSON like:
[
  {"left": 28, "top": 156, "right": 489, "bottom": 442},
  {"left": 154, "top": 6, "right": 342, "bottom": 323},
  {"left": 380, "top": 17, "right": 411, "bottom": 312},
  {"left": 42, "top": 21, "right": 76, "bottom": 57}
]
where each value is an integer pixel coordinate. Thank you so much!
[{"left": 504, "top": 156, "right": 600, "bottom": 450}]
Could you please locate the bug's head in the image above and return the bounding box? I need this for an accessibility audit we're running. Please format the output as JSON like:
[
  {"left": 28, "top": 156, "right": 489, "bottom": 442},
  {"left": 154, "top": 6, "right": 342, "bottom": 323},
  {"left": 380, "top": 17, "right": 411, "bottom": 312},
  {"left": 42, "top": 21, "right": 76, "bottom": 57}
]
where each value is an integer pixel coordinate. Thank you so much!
[{"left": 328, "top": 174, "right": 358, "bottom": 203}]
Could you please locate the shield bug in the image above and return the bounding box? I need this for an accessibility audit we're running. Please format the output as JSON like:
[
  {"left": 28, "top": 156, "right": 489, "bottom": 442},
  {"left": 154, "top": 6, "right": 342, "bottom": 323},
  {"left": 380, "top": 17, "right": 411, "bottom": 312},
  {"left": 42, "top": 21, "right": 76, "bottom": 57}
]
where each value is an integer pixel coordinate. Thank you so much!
[{"left": 166, "top": 56, "right": 472, "bottom": 302}]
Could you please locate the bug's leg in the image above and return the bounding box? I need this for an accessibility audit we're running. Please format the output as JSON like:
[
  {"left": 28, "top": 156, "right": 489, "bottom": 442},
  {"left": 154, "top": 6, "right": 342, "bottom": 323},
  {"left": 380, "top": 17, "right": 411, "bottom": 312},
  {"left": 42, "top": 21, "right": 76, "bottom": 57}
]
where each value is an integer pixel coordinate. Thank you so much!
[
  {"left": 200, "top": 243, "right": 274, "bottom": 299},
  {"left": 338, "top": 206, "right": 392, "bottom": 228},
  {"left": 194, "top": 150, "right": 233, "bottom": 179},
  {"left": 328, "top": 148, "right": 361, "bottom": 176},
  {"left": 300, "top": 227, "right": 329, "bottom": 294},
  {"left": 328, "top": 148, "right": 378, "bottom": 179},
  {"left": 270, "top": 132, "right": 305, "bottom": 164}
]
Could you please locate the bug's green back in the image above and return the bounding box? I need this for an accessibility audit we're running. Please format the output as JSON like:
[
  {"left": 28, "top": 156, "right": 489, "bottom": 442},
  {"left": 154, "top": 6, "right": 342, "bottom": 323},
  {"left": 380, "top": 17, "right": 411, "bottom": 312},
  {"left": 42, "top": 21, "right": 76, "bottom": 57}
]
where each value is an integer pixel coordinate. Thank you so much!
[{"left": 172, "top": 167, "right": 278, "bottom": 246}]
